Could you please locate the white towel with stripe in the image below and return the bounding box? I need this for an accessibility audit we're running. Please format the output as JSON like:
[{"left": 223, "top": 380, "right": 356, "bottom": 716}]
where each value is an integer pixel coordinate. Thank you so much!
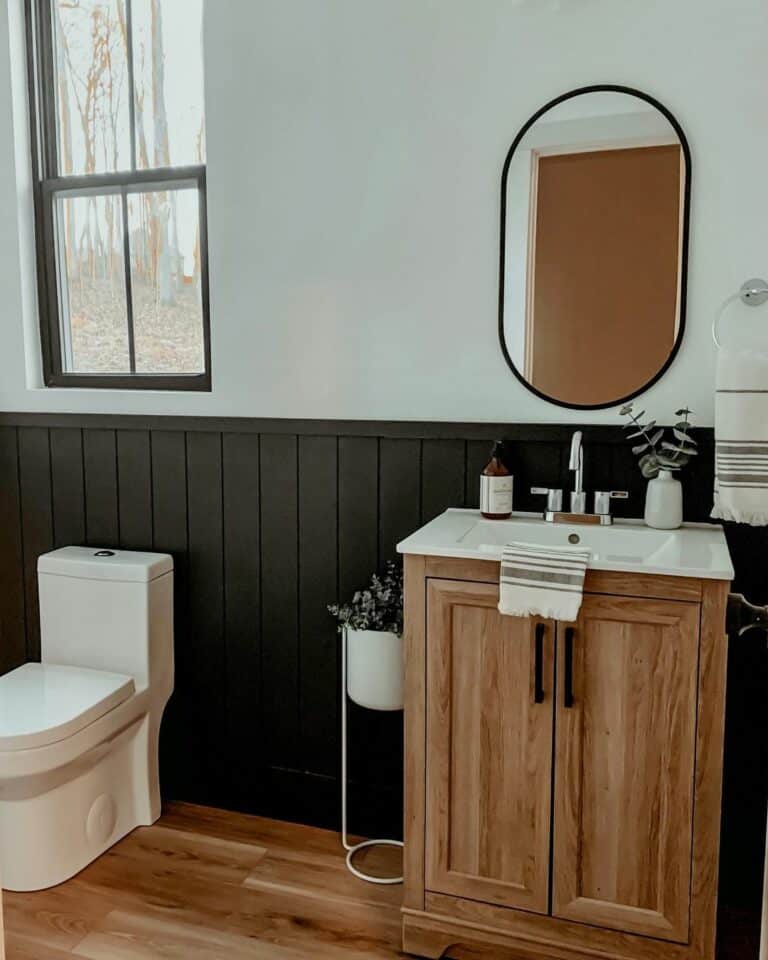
[
  {"left": 711, "top": 348, "right": 768, "bottom": 526},
  {"left": 498, "top": 541, "right": 591, "bottom": 623}
]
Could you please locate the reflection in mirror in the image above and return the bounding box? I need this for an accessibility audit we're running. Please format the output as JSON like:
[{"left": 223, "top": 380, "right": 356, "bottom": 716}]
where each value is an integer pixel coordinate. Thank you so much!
[{"left": 500, "top": 88, "right": 689, "bottom": 409}]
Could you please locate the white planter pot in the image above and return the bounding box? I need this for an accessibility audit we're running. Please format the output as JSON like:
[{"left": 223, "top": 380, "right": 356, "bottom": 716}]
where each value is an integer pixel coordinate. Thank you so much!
[
  {"left": 346, "top": 629, "right": 403, "bottom": 711},
  {"left": 644, "top": 469, "right": 683, "bottom": 530}
]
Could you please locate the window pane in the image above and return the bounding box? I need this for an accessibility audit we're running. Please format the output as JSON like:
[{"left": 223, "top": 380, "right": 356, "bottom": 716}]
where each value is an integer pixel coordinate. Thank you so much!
[
  {"left": 126, "top": 186, "right": 205, "bottom": 373},
  {"left": 132, "top": 0, "right": 206, "bottom": 169},
  {"left": 55, "top": 192, "right": 131, "bottom": 372},
  {"left": 52, "top": 0, "right": 132, "bottom": 174}
]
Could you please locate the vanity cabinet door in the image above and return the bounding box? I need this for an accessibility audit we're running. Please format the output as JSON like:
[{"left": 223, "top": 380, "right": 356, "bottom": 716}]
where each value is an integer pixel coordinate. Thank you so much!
[
  {"left": 552, "top": 594, "right": 700, "bottom": 943},
  {"left": 425, "top": 578, "right": 555, "bottom": 914}
]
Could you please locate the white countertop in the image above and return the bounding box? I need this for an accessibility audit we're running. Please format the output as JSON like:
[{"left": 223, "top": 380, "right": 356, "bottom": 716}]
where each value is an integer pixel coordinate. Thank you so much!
[{"left": 397, "top": 509, "right": 734, "bottom": 581}]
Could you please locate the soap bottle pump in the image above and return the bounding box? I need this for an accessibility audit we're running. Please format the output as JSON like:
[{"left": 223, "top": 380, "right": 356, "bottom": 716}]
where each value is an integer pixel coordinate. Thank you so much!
[{"left": 480, "top": 441, "right": 513, "bottom": 520}]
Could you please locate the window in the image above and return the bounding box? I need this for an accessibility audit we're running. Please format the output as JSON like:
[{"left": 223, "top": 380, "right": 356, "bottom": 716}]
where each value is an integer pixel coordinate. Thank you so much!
[{"left": 26, "top": 0, "right": 210, "bottom": 390}]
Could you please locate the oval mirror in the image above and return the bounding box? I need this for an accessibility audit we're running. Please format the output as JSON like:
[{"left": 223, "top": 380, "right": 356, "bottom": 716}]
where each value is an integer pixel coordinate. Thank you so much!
[{"left": 499, "top": 86, "right": 690, "bottom": 409}]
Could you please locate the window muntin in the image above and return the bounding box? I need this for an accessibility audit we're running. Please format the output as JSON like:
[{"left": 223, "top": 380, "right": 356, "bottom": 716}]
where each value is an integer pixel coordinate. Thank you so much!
[{"left": 29, "top": 0, "right": 210, "bottom": 389}]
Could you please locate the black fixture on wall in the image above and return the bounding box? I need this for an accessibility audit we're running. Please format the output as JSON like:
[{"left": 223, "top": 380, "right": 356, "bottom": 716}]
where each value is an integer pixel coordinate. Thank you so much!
[{"left": 0, "top": 412, "right": 763, "bottom": 938}]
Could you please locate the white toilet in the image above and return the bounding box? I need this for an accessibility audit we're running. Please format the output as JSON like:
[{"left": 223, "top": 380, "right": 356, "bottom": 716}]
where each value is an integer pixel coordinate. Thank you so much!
[{"left": 0, "top": 547, "right": 174, "bottom": 891}]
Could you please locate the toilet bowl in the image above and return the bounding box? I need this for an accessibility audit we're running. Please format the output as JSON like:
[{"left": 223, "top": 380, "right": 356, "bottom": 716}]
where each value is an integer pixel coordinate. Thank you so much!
[{"left": 0, "top": 547, "right": 174, "bottom": 891}]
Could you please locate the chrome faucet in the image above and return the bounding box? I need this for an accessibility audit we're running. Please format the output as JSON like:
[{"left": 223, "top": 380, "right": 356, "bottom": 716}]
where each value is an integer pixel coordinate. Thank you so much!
[
  {"left": 530, "top": 430, "right": 629, "bottom": 525},
  {"left": 569, "top": 431, "right": 587, "bottom": 514}
]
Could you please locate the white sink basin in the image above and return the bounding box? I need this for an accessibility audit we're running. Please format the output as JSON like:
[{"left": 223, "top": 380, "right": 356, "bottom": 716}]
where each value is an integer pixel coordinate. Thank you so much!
[{"left": 397, "top": 509, "right": 734, "bottom": 581}]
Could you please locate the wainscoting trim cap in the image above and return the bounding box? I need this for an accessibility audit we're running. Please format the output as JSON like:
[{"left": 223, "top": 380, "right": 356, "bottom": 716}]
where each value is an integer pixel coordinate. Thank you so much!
[{"left": 0, "top": 412, "right": 714, "bottom": 443}]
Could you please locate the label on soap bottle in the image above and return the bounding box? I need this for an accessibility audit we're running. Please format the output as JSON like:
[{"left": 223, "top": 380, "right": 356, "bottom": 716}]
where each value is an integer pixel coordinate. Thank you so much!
[{"left": 480, "top": 475, "right": 513, "bottom": 516}]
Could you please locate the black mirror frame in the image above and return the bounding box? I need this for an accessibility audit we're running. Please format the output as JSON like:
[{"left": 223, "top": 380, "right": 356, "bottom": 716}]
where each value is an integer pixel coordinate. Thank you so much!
[{"left": 498, "top": 84, "right": 692, "bottom": 411}]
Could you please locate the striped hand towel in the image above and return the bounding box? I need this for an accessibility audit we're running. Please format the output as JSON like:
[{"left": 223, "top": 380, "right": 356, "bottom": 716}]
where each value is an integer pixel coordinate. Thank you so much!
[
  {"left": 499, "top": 541, "right": 591, "bottom": 623},
  {"left": 711, "top": 349, "right": 768, "bottom": 526}
]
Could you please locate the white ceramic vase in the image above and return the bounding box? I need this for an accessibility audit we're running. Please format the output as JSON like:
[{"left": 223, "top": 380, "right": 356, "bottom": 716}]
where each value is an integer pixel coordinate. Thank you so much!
[
  {"left": 346, "top": 628, "right": 403, "bottom": 711},
  {"left": 644, "top": 469, "right": 683, "bottom": 530}
]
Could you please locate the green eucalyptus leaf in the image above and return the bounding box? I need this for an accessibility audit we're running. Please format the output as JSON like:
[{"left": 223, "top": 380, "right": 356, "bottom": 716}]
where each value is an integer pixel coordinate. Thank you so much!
[{"left": 632, "top": 442, "right": 649, "bottom": 455}]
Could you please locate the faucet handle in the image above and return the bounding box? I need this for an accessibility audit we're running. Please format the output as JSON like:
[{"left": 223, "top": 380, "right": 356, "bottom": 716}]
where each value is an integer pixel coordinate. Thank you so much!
[
  {"left": 531, "top": 487, "right": 563, "bottom": 513},
  {"left": 594, "top": 490, "right": 629, "bottom": 516}
]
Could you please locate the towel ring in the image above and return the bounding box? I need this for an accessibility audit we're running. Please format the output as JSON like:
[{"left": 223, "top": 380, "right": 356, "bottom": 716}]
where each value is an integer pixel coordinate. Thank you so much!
[{"left": 712, "top": 278, "right": 768, "bottom": 347}]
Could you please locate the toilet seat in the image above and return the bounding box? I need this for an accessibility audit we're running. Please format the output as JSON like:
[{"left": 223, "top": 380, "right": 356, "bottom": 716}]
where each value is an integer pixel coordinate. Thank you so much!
[{"left": 0, "top": 663, "right": 135, "bottom": 752}]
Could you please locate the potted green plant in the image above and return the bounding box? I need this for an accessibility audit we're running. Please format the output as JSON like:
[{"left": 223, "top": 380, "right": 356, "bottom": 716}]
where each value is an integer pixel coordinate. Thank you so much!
[
  {"left": 328, "top": 561, "right": 404, "bottom": 711},
  {"left": 620, "top": 404, "right": 698, "bottom": 529}
]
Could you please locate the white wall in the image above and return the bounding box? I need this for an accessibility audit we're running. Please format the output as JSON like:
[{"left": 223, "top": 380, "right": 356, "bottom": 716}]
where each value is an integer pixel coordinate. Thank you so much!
[{"left": 0, "top": 0, "right": 767, "bottom": 424}]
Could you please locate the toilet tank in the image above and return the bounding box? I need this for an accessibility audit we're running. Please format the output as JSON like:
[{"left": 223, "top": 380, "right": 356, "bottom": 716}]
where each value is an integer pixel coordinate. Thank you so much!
[{"left": 37, "top": 547, "right": 174, "bottom": 691}]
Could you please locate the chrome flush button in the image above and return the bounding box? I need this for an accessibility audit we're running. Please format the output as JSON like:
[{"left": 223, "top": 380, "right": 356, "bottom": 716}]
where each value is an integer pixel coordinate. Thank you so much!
[{"left": 568, "top": 534, "right": 581, "bottom": 545}]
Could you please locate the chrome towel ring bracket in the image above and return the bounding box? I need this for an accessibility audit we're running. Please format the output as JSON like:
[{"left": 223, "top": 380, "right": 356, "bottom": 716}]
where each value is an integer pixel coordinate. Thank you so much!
[{"left": 712, "top": 278, "right": 768, "bottom": 348}]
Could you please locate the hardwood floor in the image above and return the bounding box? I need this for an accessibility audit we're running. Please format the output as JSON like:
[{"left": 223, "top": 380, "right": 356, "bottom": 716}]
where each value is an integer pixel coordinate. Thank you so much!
[
  {"left": 3, "top": 803, "right": 406, "bottom": 959},
  {"left": 2, "top": 802, "right": 759, "bottom": 959}
]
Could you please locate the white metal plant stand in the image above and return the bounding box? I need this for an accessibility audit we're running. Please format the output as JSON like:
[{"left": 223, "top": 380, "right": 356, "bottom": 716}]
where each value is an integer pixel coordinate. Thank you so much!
[
  {"left": 761, "top": 810, "right": 767, "bottom": 960},
  {"left": 340, "top": 628, "right": 403, "bottom": 885}
]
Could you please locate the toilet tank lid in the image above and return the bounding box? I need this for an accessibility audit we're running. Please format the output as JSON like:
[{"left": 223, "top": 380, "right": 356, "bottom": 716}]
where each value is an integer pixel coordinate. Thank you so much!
[{"left": 38, "top": 547, "right": 173, "bottom": 583}]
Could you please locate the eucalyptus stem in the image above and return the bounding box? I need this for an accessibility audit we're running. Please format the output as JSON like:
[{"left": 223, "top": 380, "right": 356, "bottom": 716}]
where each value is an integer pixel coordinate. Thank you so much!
[
  {"left": 626, "top": 410, "right": 658, "bottom": 450},
  {"left": 620, "top": 403, "right": 696, "bottom": 479}
]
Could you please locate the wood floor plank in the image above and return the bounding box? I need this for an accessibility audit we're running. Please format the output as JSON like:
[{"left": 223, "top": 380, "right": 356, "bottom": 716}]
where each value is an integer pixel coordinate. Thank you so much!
[
  {"left": 228, "top": 887, "right": 402, "bottom": 949},
  {"left": 5, "top": 803, "right": 405, "bottom": 960},
  {"left": 5, "top": 933, "right": 78, "bottom": 959},
  {"left": 160, "top": 802, "right": 369, "bottom": 859},
  {"left": 3, "top": 882, "right": 114, "bottom": 952},
  {"left": 71, "top": 865, "right": 401, "bottom": 959},
  {"left": 61, "top": 863, "right": 262, "bottom": 942},
  {"left": 94, "top": 825, "right": 267, "bottom": 885},
  {"left": 74, "top": 906, "right": 403, "bottom": 960},
  {"left": 242, "top": 845, "right": 403, "bottom": 909},
  {"left": 73, "top": 909, "right": 292, "bottom": 960}
]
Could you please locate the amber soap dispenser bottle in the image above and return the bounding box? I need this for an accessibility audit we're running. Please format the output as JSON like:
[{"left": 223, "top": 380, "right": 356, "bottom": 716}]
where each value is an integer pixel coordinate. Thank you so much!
[{"left": 480, "top": 441, "right": 513, "bottom": 519}]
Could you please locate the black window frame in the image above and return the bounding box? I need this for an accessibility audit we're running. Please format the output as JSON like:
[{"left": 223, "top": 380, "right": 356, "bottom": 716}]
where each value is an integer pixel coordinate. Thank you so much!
[{"left": 25, "top": 0, "right": 212, "bottom": 392}]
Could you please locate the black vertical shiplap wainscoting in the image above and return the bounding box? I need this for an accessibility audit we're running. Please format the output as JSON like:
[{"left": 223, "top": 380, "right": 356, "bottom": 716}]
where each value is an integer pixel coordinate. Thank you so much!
[{"left": 0, "top": 413, "right": 765, "bottom": 922}]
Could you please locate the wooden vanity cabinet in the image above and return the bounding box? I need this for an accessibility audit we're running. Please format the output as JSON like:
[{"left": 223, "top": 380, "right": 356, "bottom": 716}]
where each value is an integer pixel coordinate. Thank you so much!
[
  {"left": 552, "top": 593, "right": 700, "bottom": 943},
  {"left": 402, "top": 555, "right": 730, "bottom": 960},
  {"left": 425, "top": 578, "right": 555, "bottom": 915}
]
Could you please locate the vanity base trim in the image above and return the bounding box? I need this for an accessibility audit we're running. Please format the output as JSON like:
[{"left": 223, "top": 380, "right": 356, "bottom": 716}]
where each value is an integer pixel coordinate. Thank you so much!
[{"left": 402, "top": 906, "right": 691, "bottom": 960}]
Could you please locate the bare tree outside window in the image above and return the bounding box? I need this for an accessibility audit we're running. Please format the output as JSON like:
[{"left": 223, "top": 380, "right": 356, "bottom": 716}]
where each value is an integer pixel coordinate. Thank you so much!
[{"left": 28, "top": 0, "right": 210, "bottom": 389}]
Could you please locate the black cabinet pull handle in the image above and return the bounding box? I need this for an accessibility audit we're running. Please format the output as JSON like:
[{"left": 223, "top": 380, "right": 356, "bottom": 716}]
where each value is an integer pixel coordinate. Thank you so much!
[
  {"left": 534, "top": 623, "right": 545, "bottom": 704},
  {"left": 564, "top": 626, "right": 575, "bottom": 708}
]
